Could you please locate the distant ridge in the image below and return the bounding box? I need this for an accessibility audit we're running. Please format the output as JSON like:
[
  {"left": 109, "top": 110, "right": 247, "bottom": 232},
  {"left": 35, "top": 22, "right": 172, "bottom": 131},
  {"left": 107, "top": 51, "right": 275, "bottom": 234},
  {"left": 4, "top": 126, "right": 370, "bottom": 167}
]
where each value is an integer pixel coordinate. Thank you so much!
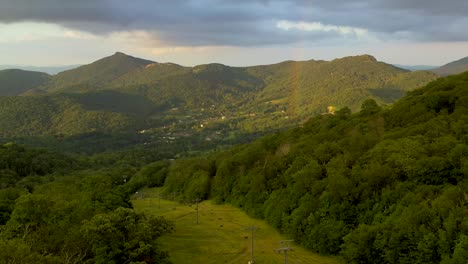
[
  {"left": 0, "top": 65, "right": 80, "bottom": 75},
  {"left": 432, "top": 56, "right": 468, "bottom": 76},
  {"left": 393, "top": 64, "right": 438, "bottom": 71},
  {"left": 0, "top": 69, "right": 50, "bottom": 96}
]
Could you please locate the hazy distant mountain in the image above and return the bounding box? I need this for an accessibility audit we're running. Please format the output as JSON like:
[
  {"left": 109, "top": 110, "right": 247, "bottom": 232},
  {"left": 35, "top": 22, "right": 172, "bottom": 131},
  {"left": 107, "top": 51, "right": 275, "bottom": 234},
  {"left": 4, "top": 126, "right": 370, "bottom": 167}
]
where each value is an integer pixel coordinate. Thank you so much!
[
  {"left": 0, "top": 69, "right": 50, "bottom": 96},
  {"left": 0, "top": 52, "right": 438, "bottom": 137},
  {"left": 432, "top": 56, "right": 468, "bottom": 76},
  {"left": 393, "top": 64, "right": 438, "bottom": 71},
  {"left": 0, "top": 65, "right": 80, "bottom": 75}
]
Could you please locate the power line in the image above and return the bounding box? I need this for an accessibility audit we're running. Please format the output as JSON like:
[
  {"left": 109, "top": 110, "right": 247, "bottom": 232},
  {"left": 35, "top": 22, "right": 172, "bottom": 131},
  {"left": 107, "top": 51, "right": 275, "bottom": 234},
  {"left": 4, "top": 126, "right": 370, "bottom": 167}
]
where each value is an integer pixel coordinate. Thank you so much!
[
  {"left": 244, "top": 226, "right": 259, "bottom": 263},
  {"left": 275, "top": 240, "right": 294, "bottom": 264}
]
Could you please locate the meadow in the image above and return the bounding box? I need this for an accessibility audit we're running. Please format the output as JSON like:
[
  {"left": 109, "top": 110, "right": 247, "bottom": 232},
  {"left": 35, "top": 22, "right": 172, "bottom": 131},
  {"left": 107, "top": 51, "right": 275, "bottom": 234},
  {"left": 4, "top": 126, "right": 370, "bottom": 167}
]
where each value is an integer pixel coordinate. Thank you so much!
[{"left": 132, "top": 188, "right": 338, "bottom": 264}]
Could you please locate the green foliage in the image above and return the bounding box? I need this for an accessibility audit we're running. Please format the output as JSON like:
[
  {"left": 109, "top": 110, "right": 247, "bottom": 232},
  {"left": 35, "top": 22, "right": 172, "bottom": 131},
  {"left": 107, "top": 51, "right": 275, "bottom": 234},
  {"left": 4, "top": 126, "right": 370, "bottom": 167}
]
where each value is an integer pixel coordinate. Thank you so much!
[
  {"left": 81, "top": 207, "right": 173, "bottom": 264},
  {"left": 0, "top": 238, "right": 60, "bottom": 264},
  {"left": 161, "top": 71, "right": 468, "bottom": 263},
  {"left": 0, "top": 138, "right": 180, "bottom": 263},
  {"left": 360, "top": 99, "right": 381, "bottom": 116}
]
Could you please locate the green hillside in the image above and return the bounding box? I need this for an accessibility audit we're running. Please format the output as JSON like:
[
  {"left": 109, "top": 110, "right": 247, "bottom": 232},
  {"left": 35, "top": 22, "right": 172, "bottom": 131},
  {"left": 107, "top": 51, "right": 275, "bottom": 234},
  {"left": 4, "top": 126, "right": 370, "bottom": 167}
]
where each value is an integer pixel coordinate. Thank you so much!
[
  {"left": 0, "top": 91, "right": 156, "bottom": 137},
  {"left": 246, "top": 55, "right": 436, "bottom": 119},
  {"left": 133, "top": 190, "right": 338, "bottom": 264},
  {"left": 433, "top": 56, "right": 468, "bottom": 76},
  {"left": 149, "top": 71, "right": 468, "bottom": 263},
  {"left": 0, "top": 69, "right": 50, "bottom": 96}
]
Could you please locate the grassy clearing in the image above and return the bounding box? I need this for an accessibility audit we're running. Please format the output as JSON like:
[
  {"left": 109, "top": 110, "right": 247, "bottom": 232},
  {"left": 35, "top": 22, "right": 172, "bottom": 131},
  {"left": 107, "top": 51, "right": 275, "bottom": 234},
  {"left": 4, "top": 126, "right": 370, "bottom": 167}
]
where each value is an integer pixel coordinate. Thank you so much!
[{"left": 132, "top": 188, "right": 338, "bottom": 264}]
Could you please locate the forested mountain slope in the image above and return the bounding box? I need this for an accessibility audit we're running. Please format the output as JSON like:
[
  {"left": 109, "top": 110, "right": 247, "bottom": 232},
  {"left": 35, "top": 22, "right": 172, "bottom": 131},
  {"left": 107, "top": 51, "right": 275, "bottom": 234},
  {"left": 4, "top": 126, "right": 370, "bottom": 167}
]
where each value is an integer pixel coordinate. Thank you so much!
[
  {"left": 153, "top": 71, "right": 468, "bottom": 264},
  {"left": 0, "top": 91, "right": 156, "bottom": 137}
]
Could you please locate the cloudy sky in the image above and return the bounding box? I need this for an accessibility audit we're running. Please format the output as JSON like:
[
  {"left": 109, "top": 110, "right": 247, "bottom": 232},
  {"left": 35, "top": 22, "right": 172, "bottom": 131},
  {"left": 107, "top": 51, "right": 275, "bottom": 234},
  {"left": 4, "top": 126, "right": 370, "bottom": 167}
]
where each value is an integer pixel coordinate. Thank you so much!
[{"left": 0, "top": 0, "right": 467, "bottom": 67}]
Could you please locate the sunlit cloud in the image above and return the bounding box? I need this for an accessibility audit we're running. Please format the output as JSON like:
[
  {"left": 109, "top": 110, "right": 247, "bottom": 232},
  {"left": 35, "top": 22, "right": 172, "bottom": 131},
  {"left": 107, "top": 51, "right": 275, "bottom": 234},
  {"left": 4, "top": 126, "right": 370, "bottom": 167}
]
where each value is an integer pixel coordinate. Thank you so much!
[
  {"left": 276, "top": 20, "right": 369, "bottom": 38},
  {"left": 63, "top": 30, "right": 97, "bottom": 40}
]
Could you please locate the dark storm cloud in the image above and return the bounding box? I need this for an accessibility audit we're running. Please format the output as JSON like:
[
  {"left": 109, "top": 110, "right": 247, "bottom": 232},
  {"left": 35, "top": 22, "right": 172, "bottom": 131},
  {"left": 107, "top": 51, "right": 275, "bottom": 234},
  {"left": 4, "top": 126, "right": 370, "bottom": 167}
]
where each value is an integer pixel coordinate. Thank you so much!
[{"left": 0, "top": 0, "right": 467, "bottom": 45}]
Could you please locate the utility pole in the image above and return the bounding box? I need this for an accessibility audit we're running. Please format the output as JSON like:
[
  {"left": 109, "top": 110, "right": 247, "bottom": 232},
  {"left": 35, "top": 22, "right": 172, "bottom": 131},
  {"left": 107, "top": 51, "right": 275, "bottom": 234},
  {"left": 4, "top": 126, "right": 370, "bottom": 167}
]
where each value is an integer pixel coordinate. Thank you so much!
[
  {"left": 172, "top": 192, "right": 178, "bottom": 209},
  {"left": 275, "top": 240, "right": 294, "bottom": 264},
  {"left": 193, "top": 198, "right": 201, "bottom": 224},
  {"left": 244, "top": 226, "right": 259, "bottom": 263},
  {"left": 157, "top": 191, "right": 161, "bottom": 209}
]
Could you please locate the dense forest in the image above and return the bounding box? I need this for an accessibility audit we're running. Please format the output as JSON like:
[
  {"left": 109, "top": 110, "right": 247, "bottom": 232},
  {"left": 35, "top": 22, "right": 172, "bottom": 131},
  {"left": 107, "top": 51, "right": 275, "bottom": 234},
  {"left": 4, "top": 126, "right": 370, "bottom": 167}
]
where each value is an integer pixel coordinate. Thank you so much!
[
  {"left": 0, "top": 144, "right": 174, "bottom": 263},
  {"left": 147, "top": 71, "right": 468, "bottom": 263}
]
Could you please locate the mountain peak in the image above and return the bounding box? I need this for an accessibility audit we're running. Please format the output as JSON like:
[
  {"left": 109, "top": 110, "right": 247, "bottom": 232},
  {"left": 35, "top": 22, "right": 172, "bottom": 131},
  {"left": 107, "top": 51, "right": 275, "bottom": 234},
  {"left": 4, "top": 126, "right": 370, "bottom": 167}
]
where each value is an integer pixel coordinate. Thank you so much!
[
  {"left": 113, "top": 51, "right": 128, "bottom": 56},
  {"left": 351, "top": 54, "right": 377, "bottom": 62},
  {"left": 360, "top": 54, "right": 377, "bottom": 62},
  {"left": 44, "top": 52, "right": 155, "bottom": 92},
  {"left": 332, "top": 54, "right": 378, "bottom": 64}
]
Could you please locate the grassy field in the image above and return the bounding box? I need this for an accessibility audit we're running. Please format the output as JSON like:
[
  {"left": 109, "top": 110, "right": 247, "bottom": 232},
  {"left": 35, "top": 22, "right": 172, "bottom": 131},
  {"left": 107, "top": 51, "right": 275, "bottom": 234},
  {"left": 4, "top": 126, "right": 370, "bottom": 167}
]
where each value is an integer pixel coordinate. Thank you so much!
[{"left": 132, "top": 188, "right": 338, "bottom": 264}]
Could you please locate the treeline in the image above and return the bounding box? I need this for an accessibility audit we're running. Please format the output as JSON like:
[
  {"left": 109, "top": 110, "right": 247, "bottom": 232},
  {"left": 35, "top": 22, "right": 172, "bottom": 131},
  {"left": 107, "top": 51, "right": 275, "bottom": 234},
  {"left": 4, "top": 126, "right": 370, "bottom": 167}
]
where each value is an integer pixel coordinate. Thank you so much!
[
  {"left": 142, "top": 72, "right": 468, "bottom": 263},
  {"left": 0, "top": 144, "right": 174, "bottom": 263}
]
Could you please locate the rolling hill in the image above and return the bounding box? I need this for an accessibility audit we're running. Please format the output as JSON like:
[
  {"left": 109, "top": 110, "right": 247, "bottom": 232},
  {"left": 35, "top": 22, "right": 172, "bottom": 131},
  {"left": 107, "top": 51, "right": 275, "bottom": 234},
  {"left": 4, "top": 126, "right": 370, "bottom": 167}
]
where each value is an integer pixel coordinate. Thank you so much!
[
  {"left": 0, "top": 69, "right": 50, "bottom": 96},
  {"left": 432, "top": 56, "right": 468, "bottom": 76}
]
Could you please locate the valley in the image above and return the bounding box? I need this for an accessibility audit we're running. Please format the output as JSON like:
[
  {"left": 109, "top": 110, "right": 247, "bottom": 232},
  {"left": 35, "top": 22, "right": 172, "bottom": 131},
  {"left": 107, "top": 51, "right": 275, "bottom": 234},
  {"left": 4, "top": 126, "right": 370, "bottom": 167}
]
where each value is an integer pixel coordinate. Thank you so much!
[
  {"left": 1, "top": 2, "right": 467, "bottom": 263},
  {"left": 0, "top": 53, "right": 466, "bottom": 264}
]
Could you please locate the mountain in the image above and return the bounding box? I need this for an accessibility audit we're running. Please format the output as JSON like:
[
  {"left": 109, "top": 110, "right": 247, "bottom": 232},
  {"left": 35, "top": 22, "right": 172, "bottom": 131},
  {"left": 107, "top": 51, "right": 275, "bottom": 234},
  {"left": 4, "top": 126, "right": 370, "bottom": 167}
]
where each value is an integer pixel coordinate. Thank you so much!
[
  {"left": 159, "top": 71, "right": 468, "bottom": 263},
  {"left": 42, "top": 52, "right": 155, "bottom": 92},
  {"left": 393, "top": 64, "right": 438, "bottom": 71},
  {"left": 39, "top": 53, "right": 438, "bottom": 113},
  {"left": 0, "top": 69, "right": 50, "bottom": 96},
  {"left": 432, "top": 56, "right": 468, "bottom": 76},
  {"left": 0, "top": 65, "right": 80, "bottom": 75}
]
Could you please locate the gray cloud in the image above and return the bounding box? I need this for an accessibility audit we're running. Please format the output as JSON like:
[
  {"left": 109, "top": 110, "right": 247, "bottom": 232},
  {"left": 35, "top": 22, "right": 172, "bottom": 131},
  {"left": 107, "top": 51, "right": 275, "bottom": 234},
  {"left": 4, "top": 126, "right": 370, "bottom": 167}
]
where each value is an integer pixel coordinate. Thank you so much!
[{"left": 0, "top": 0, "right": 467, "bottom": 46}]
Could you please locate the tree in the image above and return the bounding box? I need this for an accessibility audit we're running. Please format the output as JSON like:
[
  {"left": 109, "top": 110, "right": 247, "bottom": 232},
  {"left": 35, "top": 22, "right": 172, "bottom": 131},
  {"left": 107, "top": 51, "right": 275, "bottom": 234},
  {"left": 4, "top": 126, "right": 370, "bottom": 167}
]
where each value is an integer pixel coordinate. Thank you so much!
[
  {"left": 360, "top": 99, "right": 381, "bottom": 116},
  {"left": 81, "top": 207, "right": 174, "bottom": 264}
]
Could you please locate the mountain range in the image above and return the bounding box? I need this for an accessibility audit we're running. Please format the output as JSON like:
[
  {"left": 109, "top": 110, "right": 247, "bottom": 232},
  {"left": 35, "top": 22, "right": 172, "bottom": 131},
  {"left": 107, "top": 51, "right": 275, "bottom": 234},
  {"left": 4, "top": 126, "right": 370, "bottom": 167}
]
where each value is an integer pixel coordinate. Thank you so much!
[{"left": 0, "top": 52, "right": 466, "bottom": 153}]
